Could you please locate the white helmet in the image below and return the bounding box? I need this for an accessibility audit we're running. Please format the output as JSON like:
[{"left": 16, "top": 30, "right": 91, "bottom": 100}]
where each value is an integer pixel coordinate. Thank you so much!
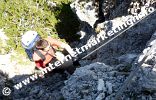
[{"left": 21, "top": 31, "right": 40, "bottom": 49}]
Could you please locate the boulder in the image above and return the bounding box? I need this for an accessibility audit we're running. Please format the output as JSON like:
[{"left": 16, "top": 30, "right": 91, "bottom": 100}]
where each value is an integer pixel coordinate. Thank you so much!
[{"left": 61, "top": 62, "right": 126, "bottom": 100}]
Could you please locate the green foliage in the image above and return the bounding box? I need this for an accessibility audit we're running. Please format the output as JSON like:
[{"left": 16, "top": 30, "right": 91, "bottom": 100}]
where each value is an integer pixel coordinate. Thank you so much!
[
  {"left": 52, "top": 0, "right": 70, "bottom": 4},
  {"left": 0, "top": 0, "right": 79, "bottom": 54},
  {"left": 0, "top": 39, "right": 10, "bottom": 54},
  {"left": 0, "top": 0, "right": 54, "bottom": 53}
]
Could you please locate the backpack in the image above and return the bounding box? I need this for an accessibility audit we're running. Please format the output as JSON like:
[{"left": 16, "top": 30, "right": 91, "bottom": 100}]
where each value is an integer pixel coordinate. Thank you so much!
[{"left": 25, "top": 43, "right": 56, "bottom": 62}]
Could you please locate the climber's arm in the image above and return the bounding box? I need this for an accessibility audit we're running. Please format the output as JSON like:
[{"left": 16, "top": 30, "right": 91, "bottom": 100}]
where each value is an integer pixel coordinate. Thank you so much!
[{"left": 46, "top": 37, "right": 74, "bottom": 55}]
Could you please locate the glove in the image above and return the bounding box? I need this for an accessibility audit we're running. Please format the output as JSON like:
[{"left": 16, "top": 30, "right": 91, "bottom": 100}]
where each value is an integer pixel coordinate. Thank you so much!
[
  {"left": 73, "top": 60, "right": 80, "bottom": 66},
  {"left": 55, "top": 51, "right": 65, "bottom": 63}
]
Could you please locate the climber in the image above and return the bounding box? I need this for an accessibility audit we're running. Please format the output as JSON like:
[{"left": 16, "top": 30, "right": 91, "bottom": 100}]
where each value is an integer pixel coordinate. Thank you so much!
[{"left": 21, "top": 31, "right": 77, "bottom": 74}]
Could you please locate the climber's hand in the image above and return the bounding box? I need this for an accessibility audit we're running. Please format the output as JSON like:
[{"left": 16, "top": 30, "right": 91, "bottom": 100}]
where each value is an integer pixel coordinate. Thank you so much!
[{"left": 73, "top": 60, "right": 80, "bottom": 66}]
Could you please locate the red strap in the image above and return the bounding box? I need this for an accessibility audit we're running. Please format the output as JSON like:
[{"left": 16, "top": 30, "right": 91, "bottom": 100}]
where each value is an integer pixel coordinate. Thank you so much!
[{"left": 35, "top": 60, "right": 45, "bottom": 69}]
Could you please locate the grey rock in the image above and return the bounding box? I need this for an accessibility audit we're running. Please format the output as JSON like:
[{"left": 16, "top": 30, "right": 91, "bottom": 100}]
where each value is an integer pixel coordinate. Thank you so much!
[
  {"left": 70, "top": 0, "right": 98, "bottom": 27},
  {"left": 137, "top": 31, "right": 156, "bottom": 91},
  {"left": 95, "top": 93, "right": 105, "bottom": 100},
  {"left": 118, "top": 54, "right": 137, "bottom": 64},
  {"left": 97, "top": 79, "right": 106, "bottom": 91},
  {"left": 61, "top": 62, "right": 126, "bottom": 100},
  {"left": 47, "top": 0, "right": 56, "bottom": 7},
  {"left": 30, "top": 87, "right": 39, "bottom": 94},
  {"left": 106, "top": 81, "right": 113, "bottom": 94},
  {"left": 38, "top": 90, "right": 44, "bottom": 97}
]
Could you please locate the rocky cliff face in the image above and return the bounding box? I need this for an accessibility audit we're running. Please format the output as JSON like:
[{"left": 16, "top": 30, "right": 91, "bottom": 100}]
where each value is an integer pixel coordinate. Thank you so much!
[
  {"left": 62, "top": 62, "right": 127, "bottom": 100},
  {"left": 138, "top": 31, "right": 156, "bottom": 91},
  {"left": 0, "top": 0, "right": 156, "bottom": 100},
  {"left": 61, "top": 0, "right": 156, "bottom": 99},
  {"left": 71, "top": 0, "right": 156, "bottom": 66},
  {"left": 62, "top": 31, "right": 156, "bottom": 100}
]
